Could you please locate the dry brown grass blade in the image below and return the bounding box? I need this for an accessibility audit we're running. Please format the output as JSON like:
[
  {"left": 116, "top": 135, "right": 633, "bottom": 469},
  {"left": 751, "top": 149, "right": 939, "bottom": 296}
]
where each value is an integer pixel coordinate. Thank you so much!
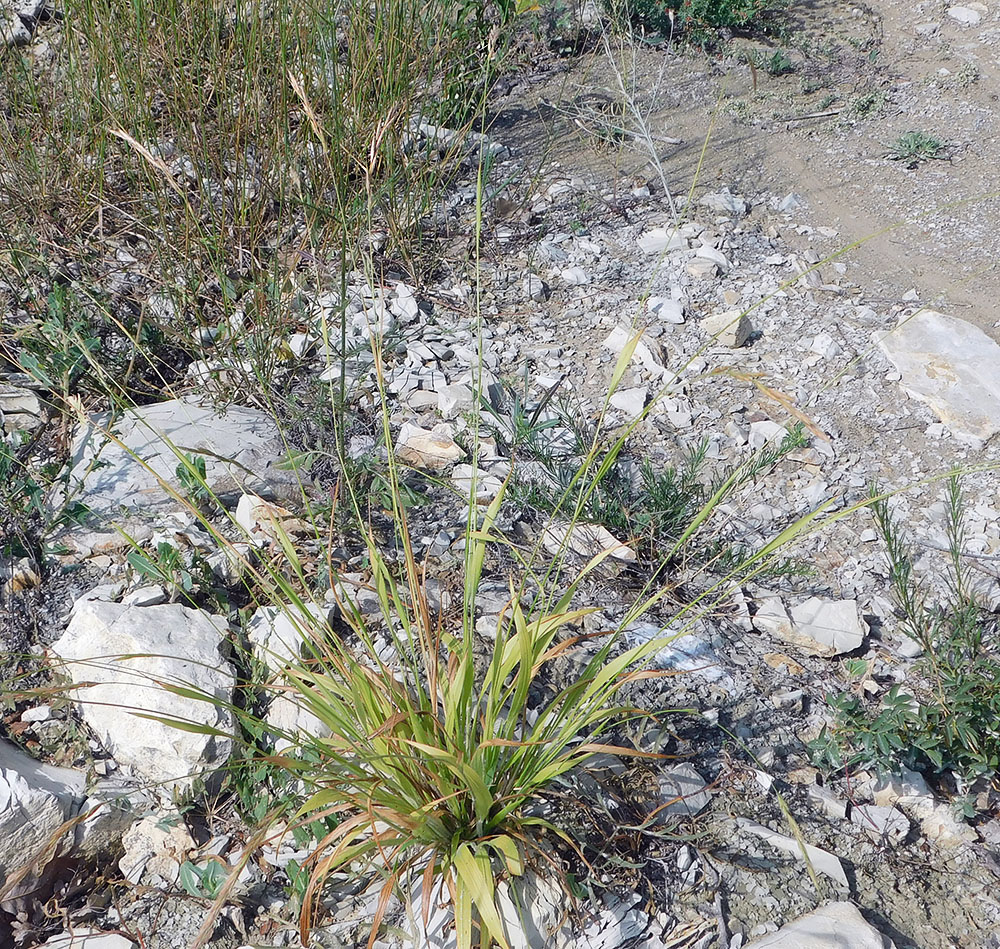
[
  {"left": 719, "top": 369, "right": 828, "bottom": 441},
  {"left": 106, "top": 127, "right": 188, "bottom": 203},
  {"left": 191, "top": 809, "right": 285, "bottom": 949},
  {"left": 287, "top": 70, "right": 329, "bottom": 157}
]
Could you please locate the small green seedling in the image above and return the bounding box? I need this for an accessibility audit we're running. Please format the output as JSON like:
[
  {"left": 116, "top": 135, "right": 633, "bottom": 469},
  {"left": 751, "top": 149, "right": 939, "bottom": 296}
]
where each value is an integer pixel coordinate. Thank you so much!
[{"left": 179, "top": 859, "right": 227, "bottom": 899}]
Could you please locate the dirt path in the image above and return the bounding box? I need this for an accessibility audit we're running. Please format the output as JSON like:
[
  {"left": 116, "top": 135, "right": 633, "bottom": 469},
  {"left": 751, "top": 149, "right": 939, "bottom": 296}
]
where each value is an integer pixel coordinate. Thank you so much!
[{"left": 498, "top": 0, "right": 1000, "bottom": 335}]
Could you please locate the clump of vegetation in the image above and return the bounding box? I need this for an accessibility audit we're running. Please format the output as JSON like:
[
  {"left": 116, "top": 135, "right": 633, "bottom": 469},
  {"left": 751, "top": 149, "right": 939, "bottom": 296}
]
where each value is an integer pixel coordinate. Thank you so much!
[
  {"left": 848, "top": 88, "right": 887, "bottom": 118},
  {"left": 888, "top": 130, "right": 945, "bottom": 166},
  {"left": 812, "top": 476, "right": 1000, "bottom": 785},
  {"left": 747, "top": 47, "right": 794, "bottom": 76},
  {"left": 606, "top": 0, "right": 785, "bottom": 41}
]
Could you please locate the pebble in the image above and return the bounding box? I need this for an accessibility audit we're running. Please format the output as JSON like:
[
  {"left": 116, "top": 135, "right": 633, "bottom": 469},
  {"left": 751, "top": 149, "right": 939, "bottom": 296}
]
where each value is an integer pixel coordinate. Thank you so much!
[
  {"left": 637, "top": 228, "right": 686, "bottom": 255},
  {"left": 647, "top": 296, "right": 685, "bottom": 324},
  {"left": 948, "top": 5, "right": 982, "bottom": 24},
  {"left": 524, "top": 274, "right": 548, "bottom": 302},
  {"left": 700, "top": 310, "right": 752, "bottom": 348}
]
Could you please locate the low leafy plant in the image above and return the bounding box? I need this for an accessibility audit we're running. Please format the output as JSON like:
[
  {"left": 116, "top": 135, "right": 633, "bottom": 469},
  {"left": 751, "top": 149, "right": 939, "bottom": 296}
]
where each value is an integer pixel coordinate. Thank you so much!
[
  {"left": 175, "top": 453, "right": 213, "bottom": 510},
  {"left": 14, "top": 286, "right": 100, "bottom": 398},
  {"left": 751, "top": 48, "right": 794, "bottom": 76},
  {"left": 510, "top": 424, "right": 809, "bottom": 572},
  {"left": 849, "top": 88, "right": 887, "bottom": 118},
  {"left": 811, "top": 476, "right": 1000, "bottom": 784},
  {"left": 888, "top": 130, "right": 945, "bottom": 166},
  {"left": 179, "top": 859, "right": 228, "bottom": 899},
  {"left": 478, "top": 374, "right": 582, "bottom": 459}
]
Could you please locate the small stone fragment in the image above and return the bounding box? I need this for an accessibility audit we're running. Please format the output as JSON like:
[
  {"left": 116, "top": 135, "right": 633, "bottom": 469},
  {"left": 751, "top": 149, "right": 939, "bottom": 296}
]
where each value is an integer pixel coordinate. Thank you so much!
[
  {"left": 695, "top": 243, "right": 729, "bottom": 272},
  {"left": 542, "top": 521, "right": 636, "bottom": 562},
  {"left": 789, "top": 597, "right": 866, "bottom": 655},
  {"left": 948, "top": 5, "right": 982, "bottom": 24},
  {"left": 524, "top": 274, "right": 548, "bottom": 302},
  {"left": 700, "top": 310, "right": 752, "bottom": 348},
  {"left": 700, "top": 190, "right": 748, "bottom": 216},
  {"left": 655, "top": 764, "right": 712, "bottom": 820},
  {"left": 647, "top": 297, "right": 685, "bottom": 324},
  {"left": 609, "top": 386, "right": 648, "bottom": 420},
  {"left": 637, "top": 228, "right": 686, "bottom": 255},
  {"left": 396, "top": 423, "right": 464, "bottom": 470}
]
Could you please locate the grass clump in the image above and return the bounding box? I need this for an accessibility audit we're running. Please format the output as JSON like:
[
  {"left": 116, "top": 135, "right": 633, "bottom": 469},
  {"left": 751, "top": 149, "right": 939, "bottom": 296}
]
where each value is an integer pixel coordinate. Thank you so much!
[{"left": 812, "top": 475, "right": 1000, "bottom": 786}]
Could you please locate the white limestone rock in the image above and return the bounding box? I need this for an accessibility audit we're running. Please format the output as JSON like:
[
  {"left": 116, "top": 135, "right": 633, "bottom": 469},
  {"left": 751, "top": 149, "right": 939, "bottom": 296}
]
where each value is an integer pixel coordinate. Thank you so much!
[
  {"left": 947, "top": 5, "right": 982, "bottom": 24},
  {"left": 754, "top": 596, "right": 864, "bottom": 657},
  {"left": 0, "top": 384, "right": 44, "bottom": 433},
  {"left": 637, "top": 228, "right": 686, "bottom": 255},
  {"left": 53, "top": 396, "right": 296, "bottom": 521},
  {"left": 119, "top": 814, "right": 195, "bottom": 885},
  {"left": 602, "top": 326, "right": 666, "bottom": 374},
  {"left": 737, "top": 818, "right": 848, "bottom": 888},
  {"left": 700, "top": 190, "right": 748, "bottom": 216},
  {"left": 700, "top": 310, "right": 752, "bottom": 348},
  {"left": 878, "top": 310, "right": 1000, "bottom": 442},
  {"left": 654, "top": 764, "right": 711, "bottom": 820},
  {"left": 246, "top": 601, "right": 336, "bottom": 669},
  {"left": 746, "top": 902, "right": 896, "bottom": 948},
  {"left": 609, "top": 386, "right": 648, "bottom": 419},
  {"left": 265, "top": 692, "right": 332, "bottom": 754},
  {"left": 41, "top": 931, "right": 137, "bottom": 949},
  {"left": 542, "top": 521, "right": 636, "bottom": 563},
  {"left": 396, "top": 423, "right": 464, "bottom": 470},
  {"left": 0, "top": 739, "right": 85, "bottom": 883},
  {"left": 647, "top": 297, "right": 685, "bottom": 324},
  {"left": 436, "top": 382, "right": 476, "bottom": 419},
  {"left": 451, "top": 464, "right": 503, "bottom": 502},
  {"left": 51, "top": 600, "right": 235, "bottom": 795},
  {"left": 789, "top": 597, "right": 866, "bottom": 655}
]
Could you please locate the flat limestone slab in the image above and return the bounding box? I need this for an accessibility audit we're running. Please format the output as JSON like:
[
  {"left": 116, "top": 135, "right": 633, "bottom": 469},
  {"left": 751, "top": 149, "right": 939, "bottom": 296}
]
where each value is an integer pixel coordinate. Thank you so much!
[
  {"left": 54, "top": 396, "right": 296, "bottom": 520},
  {"left": 746, "top": 901, "right": 896, "bottom": 948},
  {"left": 878, "top": 310, "right": 1000, "bottom": 442}
]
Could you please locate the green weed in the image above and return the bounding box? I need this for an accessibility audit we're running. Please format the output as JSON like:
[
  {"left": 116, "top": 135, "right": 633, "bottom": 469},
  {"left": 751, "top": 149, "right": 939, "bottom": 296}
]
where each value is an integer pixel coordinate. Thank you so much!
[
  {"left": 888, "top": 131, "right": 945, "bottom": 166},
  {"left": 812, "top": 476, "right": 1000, "bottom": 784}
]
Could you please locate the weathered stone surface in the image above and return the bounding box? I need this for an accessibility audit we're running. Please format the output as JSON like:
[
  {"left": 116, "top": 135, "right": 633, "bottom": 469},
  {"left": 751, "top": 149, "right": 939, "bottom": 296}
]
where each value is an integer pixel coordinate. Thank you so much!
[
  {"left": 54, "top": 396, "right": 296, "bottom": 521},
  {"left": 246, "top": 601, "right": 335, "bottom": 669},
  {"left": 700, "top": 310, "right": 752, "bottom": 347},
  {"left": 396, "top": 423, "right": 464, "bottom": 469},
  {"left": 789, "top": 597, "right": 866, "bottom": 655},
  {"left": 700, "top": 190, "right": 748, "bottom": 216},
  {"left": 655, "top": 764, "right": 711, "bottom": 820},
  {"left": 41, "top": 930, "right": 137, "bottom": 949},
  {"left": 737, "top": 818, "right": 848, "bottom": 888},
  {"left": 746, "top": 902, "right": 896, "bottom": 948},
  {"left": 754, "top": 596, "right": 864, "bottom": 657},
  {"left": 609, "top": 386, "right": 648, "bottom": 419},
  {"left": 878, "top": 310, "right": 1000, "bottom": 442},
  {"left": 0, "top": 384, "right": 44, "bottom": 432},
  {"left": 603, "top": 326, "right": 666, "bottom": 373},
  {"left": 0, "top": 739, "right": 84, "bottom": 883},
  {"left": 542, "top": 521, "right": 636, "bottom": 563},
  {"left": 51, "top": 600, "right": 235, "bottom": 794},
  {"left": 637, "top": 228, "right": 686, "bottom": 255},
  {"left": 266, "top": 693, "right": 332, "bottom": 754},
  {"left": 119, "top": 814, "right": 194, "bottom": 885},
  {"left": 73, "top": 778, "right": 145, "bottom": 859}
]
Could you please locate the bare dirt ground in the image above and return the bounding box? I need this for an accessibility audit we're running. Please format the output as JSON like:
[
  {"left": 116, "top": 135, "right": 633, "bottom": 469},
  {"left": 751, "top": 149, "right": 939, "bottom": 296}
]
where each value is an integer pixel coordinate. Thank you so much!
[{"left": 495, "top": 0, "right": 1000, "bottom": 337}]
